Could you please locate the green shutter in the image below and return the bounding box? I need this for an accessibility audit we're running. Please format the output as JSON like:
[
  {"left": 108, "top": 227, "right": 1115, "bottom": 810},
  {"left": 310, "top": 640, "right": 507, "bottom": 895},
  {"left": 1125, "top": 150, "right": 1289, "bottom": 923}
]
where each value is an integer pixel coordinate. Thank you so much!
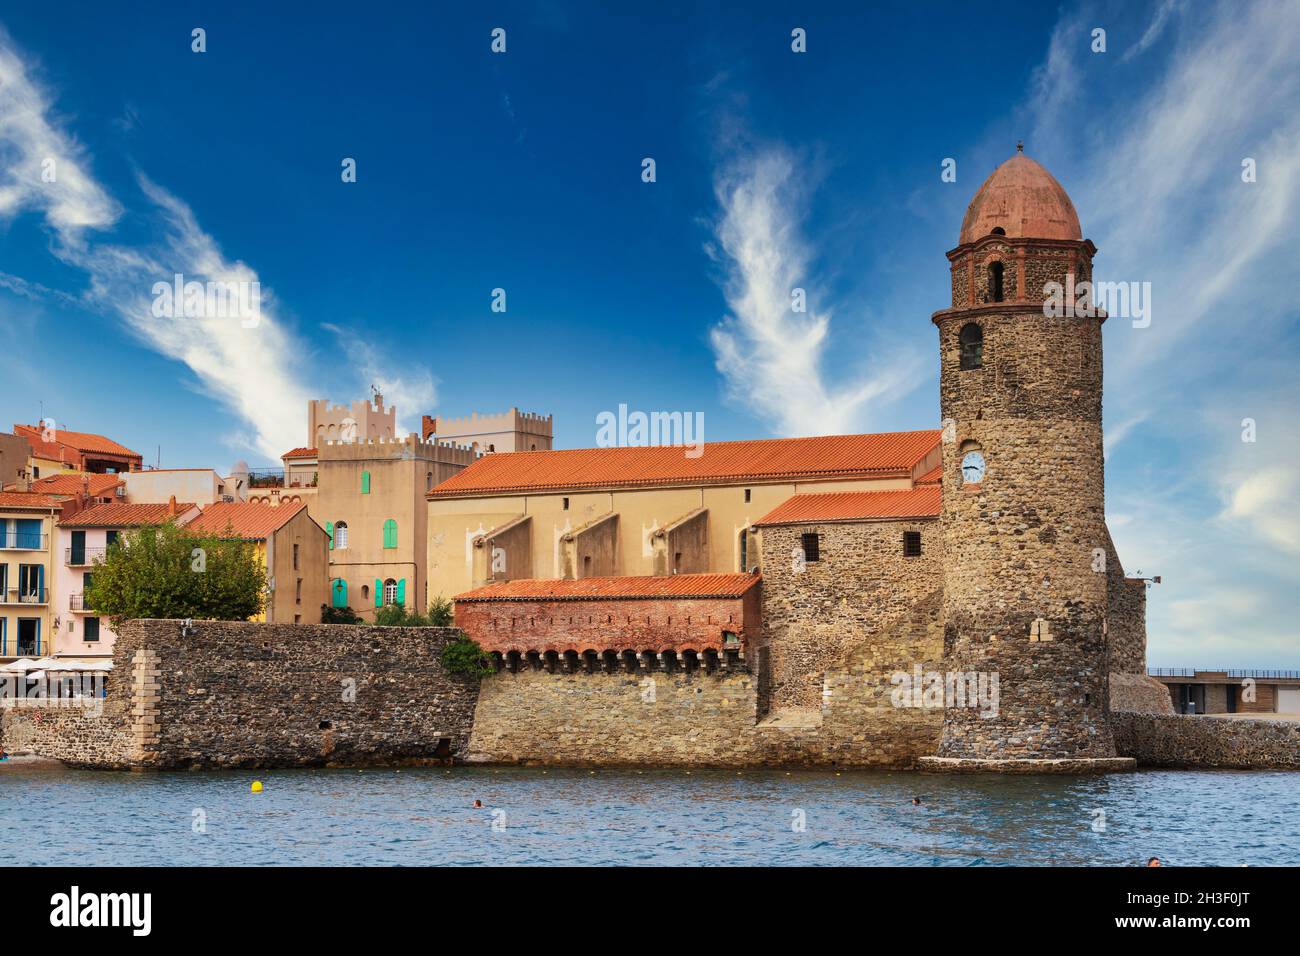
[
  {"left": 326, "top": 521, "right": 334, "bottom": 550},
  {"left": 397, "top": 578, "right": 406, "bottom": 607},
  {"left": 331, "top": 578, "right": 348, "bottom": 608},
  {"left": 375, "top": 579, "right": 383, "bottom": 608},
  {"left": 383, "top": 519, "right": 397, "bottom": 549},
  {"left": 361, "top": 471, "right": 370, "bottom": 494}
]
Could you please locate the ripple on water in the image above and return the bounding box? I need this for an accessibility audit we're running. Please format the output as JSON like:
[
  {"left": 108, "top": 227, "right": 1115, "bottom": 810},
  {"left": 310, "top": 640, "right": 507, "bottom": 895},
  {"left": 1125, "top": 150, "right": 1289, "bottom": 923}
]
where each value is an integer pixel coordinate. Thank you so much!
[{"left": 2, "top": 765, "right": 1297, "bottom": 866}]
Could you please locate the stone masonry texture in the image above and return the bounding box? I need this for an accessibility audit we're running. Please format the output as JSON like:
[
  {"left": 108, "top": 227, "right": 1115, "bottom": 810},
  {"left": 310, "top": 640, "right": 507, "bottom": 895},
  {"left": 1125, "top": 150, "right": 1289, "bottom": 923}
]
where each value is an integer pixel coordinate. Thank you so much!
[{"left": 2, "top": 620, "right": 480, "bottom": 769}]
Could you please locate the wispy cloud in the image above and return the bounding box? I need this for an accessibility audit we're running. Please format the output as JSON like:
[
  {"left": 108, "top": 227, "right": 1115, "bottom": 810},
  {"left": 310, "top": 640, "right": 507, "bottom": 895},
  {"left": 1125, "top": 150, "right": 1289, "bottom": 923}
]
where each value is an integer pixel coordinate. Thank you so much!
[
  {"left": 707, "top": 144, "right": 923, "bottom": 436},
  {"left": 0, "top": 26, "right": 311, "bottom": 460}
]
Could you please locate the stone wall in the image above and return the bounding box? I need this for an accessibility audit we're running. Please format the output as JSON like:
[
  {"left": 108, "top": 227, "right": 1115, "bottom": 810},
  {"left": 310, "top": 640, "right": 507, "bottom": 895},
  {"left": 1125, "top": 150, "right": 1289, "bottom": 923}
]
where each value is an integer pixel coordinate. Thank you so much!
[
  {"left": 467, "top": 663, "right": 943, "bottom": 768},
  {"left": 1104, "top": 529, "right": 1148, "bottom": 675},
  {"left": 2, "top": 620, "right": 480, "bottom": 769},
  {"left": 1109, "top": 672, "right": 1175, "bottom": 714},
  {"left": 756, "top": 519, "right": 943, "bottom": 712},
  {"left": 1113, "top": 713, "right": 1300, "bottom": 769}
]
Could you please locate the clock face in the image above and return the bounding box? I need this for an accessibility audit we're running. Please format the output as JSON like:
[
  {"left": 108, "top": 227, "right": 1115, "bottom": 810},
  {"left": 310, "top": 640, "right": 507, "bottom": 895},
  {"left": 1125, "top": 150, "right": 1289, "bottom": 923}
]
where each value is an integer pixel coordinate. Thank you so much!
[{"left": 961, "top": 451, "right": 986, "bottom": 485}]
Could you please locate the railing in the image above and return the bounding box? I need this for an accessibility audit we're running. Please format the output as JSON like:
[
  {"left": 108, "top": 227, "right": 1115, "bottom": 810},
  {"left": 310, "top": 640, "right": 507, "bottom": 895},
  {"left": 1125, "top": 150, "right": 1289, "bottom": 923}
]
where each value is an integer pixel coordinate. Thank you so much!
[
  {"left": 248, "top": 469, "right": 285, "bottom": 488},
  {"left": 0, "top": 532, "right": 47, "bottom": 550},
  {"left": 65, "top": 547, "right": 107, "bottom": 566},
  {"left": 1150, "top": 668, "right": 1300, "bottom": 680},
  {"left": 1, "top": 588, "right": 48, "bottom": 605},
  {"left": 68, "top": 592, "right": 94, "bottom": 611},
  {"left": 0, "top": 635, "right": 41, "bottom": 657}
]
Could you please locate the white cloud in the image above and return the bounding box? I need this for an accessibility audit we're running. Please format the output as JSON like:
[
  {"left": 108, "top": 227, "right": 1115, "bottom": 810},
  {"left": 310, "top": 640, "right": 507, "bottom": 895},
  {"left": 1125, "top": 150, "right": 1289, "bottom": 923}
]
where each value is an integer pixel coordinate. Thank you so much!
[
  {"left": 707, "top": 145, "right": 923, "bottom": 436},
  {"left": 0, "top": 27, "right": 312, "bottom": 460}
]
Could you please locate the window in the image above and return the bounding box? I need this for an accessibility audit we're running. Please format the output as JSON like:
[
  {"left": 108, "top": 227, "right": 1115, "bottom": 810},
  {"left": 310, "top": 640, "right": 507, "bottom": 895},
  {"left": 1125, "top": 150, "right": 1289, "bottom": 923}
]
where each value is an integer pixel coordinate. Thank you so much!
[
  {"left": 295, "top": 579, "right": 303, "bottom": 604},
  {"left": 739, "top": 529, "right": 748, "bottom": 571},
  {"left": 426, "top": 471, "right": 434, "bottom": 492},
  {"left": 987, "top": 261, "right": 1004, "bottom": 302},
  {"left": 292, "top": 543, "right": 300, "bottom": 571},
  {"left": 383, "top": 578, "right": 398, "bottom": 606},
  {"left": 331, "top": 578, "right": 348, "bottom": 608},
  {"left": 562, "top": 497, "right": 570, "bottom": 511},
  {"left": 105, "top": 530, "right": 118, "bottom": 548},
  {"left": 334, "top": 521, "right": 348, "bottom": 549},
  {"left": 382, "top": 519, "right": 398, "bottom": 549},
  {"left": 991, "top": 226, "right": 1006, "bottom": 236},
  {"left": 801, "top": 532, "right": 820, "bottom": 563},
  {"left": 744, "top": 489, "right": 751, "bottom": 503},
  {"left": 84, "top": 617, "right": 100, "bottom": 642},
  {"left": 903, "top": 531, "right": 922, "bottom": 558},
  {"left": 360, "top": 471, "right": 371, "bottom": 494},
  {"left": 959, "top": 323, "right": 983, "bottom": 370}
]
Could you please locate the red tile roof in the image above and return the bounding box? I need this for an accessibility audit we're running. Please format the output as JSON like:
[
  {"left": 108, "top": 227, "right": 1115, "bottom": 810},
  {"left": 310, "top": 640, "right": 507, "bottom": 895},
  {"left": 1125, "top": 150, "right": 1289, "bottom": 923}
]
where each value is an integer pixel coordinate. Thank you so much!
[
  {"left": 29, "top": 474, "right": 124, "bottom": 497},
  {"left": 60, "top": 502, "right": 196, "bottom": 528},
  {"left": 915, "top": 466, "right": 942, "bottom": 485},
  {"left": 0, "top": 492, "right": 67, "bottom": 510},
  {"left": 15, "top": 424, "right": 140, "bottom": 460},
  {"left": 281, "top": 447, "right": 318, "bottom": 460},
  {"left": 753, "top": 486, "right": 942, "bottom": 526},
  {"left": 430, "top": 431, "right": 941, "bottom": 498},
  {"left": 456, "top": 572, "right": 762, "bottom": 603},
  {"left": 186, "top": 501, "right": 308, "bottom": 539}
]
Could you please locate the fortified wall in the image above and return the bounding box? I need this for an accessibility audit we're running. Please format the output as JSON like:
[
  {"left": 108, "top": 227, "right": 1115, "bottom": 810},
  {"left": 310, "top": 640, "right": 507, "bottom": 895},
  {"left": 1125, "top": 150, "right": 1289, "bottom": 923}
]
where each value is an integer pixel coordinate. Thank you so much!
[{"left": 1, "top": 620, "right": 479, "bottom": 769}]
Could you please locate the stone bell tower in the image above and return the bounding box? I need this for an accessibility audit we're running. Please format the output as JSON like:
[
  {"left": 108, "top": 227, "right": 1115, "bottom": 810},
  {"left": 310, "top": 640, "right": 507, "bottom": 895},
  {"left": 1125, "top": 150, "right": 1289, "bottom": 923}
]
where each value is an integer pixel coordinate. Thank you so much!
[{"left": 919, "top": 146, "right": 1134, "bottom": 772}]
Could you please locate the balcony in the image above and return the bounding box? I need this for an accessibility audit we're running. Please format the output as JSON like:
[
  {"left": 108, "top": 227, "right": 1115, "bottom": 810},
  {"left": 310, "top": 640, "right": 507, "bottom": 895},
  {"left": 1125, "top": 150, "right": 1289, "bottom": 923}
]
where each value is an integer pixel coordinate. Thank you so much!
[
  {"left": 1, "top": 588, "right": 48, "bottom": 605},
  {"left": 68, "top": 592, "right": 95, "bottom": 612},
  {"left": 0, "top": 634, "right": 43, "bottom": 657},
  {"left": 0, "top": 531, "right": 47, "bottom": 551},
  {"left": 65, "top": 547, "right": 108, "bottom": 566}
]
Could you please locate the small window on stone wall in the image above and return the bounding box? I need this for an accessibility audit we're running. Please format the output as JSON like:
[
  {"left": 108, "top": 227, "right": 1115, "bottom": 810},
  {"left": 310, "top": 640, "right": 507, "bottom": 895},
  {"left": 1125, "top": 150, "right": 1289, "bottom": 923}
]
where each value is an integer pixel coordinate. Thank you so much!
[
  {"left": 987, "top": 261, "right": 1004, "bottom": 302},
  {"left": 959, "top": 323, "right": 983, "bottom": 370},
  {"left": 801, "top": 532, "right": 820, "bottom": 563},
  {"left": 903, "top": 531, "right": 922, "bottom": 558}
]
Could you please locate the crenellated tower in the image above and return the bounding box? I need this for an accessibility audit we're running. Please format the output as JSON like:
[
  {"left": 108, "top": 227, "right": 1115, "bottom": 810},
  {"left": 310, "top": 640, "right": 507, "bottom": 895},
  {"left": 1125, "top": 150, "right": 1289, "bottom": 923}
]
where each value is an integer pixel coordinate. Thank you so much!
[{"left": 920, "top": 146, "right": 1134, "bottom": 771}]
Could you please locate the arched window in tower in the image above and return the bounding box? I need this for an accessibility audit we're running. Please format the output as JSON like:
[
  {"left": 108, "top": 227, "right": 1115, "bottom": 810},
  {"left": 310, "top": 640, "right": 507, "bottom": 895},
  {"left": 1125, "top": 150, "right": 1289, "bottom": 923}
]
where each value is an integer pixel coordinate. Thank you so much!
[
  {"left": 987, "top": 261, "right": 1004, "bottom": 302},
  {"left": 959, "top": 440, "right": 986, "bottom": 486},
  {"left": 959, "top": 323, "right": 983, "bottom": 370},
  {"left": 990, "top": 226, "right": 1006, "bottom": 236},
  {"left": 334, "top": 521, "right": 349, "bottom": 550}
]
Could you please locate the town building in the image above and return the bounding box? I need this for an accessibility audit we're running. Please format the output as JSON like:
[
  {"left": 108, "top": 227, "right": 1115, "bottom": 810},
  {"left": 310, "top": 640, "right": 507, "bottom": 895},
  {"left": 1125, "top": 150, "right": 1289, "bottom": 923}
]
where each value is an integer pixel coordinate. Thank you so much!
[
  {"left": 14, "top": 422, "right": 143, "bottom": 476},
  {"left": 53, "top": 500, "right": 201, "bottom": 661},
  {"left": 0, "top": 491, "right": 64, "bottom": 660},
  {"left": 120, "top": 469, "right": 235, "bottom": 506},
  {"left": 1151, "top": 669, "right": 1300, "bottom": 716},
  {"left": 422, "top": 408, "right": 554, "bottom": 454},
  {"left": 27, "top": 473, "right": 124, "bottom": 502},
  {"left": 185, "top": 501, "right": 329, "bottom": 625},
  {"left": 0, "top": 431, "right": 32, "bottom": 490},
  {"left": 317, "top": 434, "right": 476, "bottom": 619}
]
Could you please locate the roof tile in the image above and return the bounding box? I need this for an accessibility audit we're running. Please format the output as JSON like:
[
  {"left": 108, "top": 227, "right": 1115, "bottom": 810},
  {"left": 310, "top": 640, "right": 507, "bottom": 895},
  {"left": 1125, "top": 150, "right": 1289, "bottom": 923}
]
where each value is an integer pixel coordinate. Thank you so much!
[
  {"left": 59, "top": 502, "right": 196, "bottom": 528},
  {"left": 430, "top": 431, "right": 941, "bottom": 498},
  {"left": 753, "top": 487, "right": 942, "bottom": 526},
  {"left": 456, "top": 573, "right": 761, "bottom": 603},
  {"left": 186, "top": 501, "right": 308, "bottom": 539}
]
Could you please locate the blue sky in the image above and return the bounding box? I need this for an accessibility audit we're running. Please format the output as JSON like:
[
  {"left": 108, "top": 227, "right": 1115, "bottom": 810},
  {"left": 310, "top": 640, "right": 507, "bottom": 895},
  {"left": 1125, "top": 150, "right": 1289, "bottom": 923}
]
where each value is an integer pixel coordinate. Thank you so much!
[{"left": 0, "top": 0, "right": 1297, "bottom": 667}]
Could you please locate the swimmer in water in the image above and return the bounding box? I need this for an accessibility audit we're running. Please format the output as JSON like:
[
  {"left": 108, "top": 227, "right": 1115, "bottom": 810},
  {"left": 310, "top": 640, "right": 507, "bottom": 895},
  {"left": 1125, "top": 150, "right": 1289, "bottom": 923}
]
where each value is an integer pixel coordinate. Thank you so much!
[
  {"left": 1147, "top": 857, "right": 1161, "bottom": 867},
  {"left": 473, "top": 799, "right": 483, "bottom": 809},
  {"left": 911, "top": 796, "right": 923, "bottom": 806}
]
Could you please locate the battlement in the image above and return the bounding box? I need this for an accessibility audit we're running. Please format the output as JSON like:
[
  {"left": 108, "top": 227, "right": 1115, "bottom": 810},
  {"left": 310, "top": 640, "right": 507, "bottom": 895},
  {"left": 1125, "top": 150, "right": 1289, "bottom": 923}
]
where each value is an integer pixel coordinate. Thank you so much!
[
  {"left": 308, "top": 395, "right": 397, "bottom": 446},
  {"left": 422, "top": 407, "right": 554, "bottom": 452},
  {"left": 318, "top": 432, "right": 477, "bottom": 464}
]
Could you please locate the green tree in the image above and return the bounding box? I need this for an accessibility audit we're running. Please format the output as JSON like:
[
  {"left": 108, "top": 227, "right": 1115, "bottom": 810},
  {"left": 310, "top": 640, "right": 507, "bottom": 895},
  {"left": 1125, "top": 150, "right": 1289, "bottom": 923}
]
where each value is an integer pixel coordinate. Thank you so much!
[
  {"left": 428, "top": 594, "right": 453, "bottom": 626},
  {"left": 440, "top": 636, "right": 494, "bottom": 678},
  {"left": 85, "top": 521, "right": 266, "bottom": 625}
]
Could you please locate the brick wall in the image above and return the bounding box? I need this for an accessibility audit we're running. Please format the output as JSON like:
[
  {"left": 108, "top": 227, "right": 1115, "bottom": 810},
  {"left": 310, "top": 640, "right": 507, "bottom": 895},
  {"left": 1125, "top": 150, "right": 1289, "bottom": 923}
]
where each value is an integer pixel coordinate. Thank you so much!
[
  {"left": 455, "top": 590, "right": 761, "bottom": 656},
  {"left": 2, "top": 620, "right": 480, "bottom": 769}
]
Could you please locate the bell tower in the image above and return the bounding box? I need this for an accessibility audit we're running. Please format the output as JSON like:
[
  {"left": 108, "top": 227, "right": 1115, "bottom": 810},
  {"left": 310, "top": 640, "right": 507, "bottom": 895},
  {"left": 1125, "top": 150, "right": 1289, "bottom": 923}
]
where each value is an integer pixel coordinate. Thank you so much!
[{"left": 919, "top": 146, "right": 1134, "bottom": 772}]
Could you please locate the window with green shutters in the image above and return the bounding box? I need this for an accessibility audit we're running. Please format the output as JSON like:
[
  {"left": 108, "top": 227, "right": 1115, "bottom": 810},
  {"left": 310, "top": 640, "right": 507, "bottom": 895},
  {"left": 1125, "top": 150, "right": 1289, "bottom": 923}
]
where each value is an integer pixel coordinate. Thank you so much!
[
  {"left": 361, "top": 471, "right": 371, "bottom": 494},
  {"left": 326, "top": 521, "right": 334, "bottom": 549},
  {"left": 383, "top": 519, "right": 397, "bottom": 549}
]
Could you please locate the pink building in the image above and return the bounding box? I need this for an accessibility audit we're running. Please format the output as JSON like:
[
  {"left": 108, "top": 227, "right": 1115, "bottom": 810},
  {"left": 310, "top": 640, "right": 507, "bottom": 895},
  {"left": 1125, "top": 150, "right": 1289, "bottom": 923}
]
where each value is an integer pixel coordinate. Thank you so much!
[{"left": 53, "top": 500, "right": 199, "bottom": 661}]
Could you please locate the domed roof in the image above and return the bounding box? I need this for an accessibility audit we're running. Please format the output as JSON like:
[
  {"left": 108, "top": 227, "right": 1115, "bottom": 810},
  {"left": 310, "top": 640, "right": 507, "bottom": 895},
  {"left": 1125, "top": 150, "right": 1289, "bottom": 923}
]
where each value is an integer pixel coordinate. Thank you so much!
[{"left": 959, "top": 148, "right": 1082, "bottom": 244}]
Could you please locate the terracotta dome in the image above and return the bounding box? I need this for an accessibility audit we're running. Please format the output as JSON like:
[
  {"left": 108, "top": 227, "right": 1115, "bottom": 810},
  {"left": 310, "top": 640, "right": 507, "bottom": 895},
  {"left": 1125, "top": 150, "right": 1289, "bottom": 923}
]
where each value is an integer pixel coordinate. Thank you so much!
[{"left": 959, "top": 150, "right": 1081, "bottom": 244}]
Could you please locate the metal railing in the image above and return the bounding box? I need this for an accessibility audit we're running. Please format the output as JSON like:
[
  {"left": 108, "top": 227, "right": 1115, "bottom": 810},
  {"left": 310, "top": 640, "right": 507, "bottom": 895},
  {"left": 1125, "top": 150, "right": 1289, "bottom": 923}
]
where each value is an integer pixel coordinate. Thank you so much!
[
  {"left": 68, "top": 593, "right": 94, "bottom": 611},
  {"left": 1, "top": 588, "right": 47, "bottom": 605},
  {"left": 0, "top": 635, "right": 41, "bottom": 657},
  {"left": 1150, "top": 668, "right": 1300, "bottom": 680},
  {"left": 65, "top": 547, "right": 107, "bottom": 565},
  {"left": 0, "top": 532, "right": 47, "bottom": 550}
]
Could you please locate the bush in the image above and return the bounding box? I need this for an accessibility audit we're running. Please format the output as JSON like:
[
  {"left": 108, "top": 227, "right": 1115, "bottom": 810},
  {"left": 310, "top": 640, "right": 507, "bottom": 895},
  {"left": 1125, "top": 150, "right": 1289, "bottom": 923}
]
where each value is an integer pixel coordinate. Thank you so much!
[
  {"left": 440, "top": 636, "right": 494, "bottom": 678},
  {"left": 321, "top": 604, "right": 362, "bottom": 624},
  {"left": 428, "top": 595, "right": 453, "bottom": 627}
]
